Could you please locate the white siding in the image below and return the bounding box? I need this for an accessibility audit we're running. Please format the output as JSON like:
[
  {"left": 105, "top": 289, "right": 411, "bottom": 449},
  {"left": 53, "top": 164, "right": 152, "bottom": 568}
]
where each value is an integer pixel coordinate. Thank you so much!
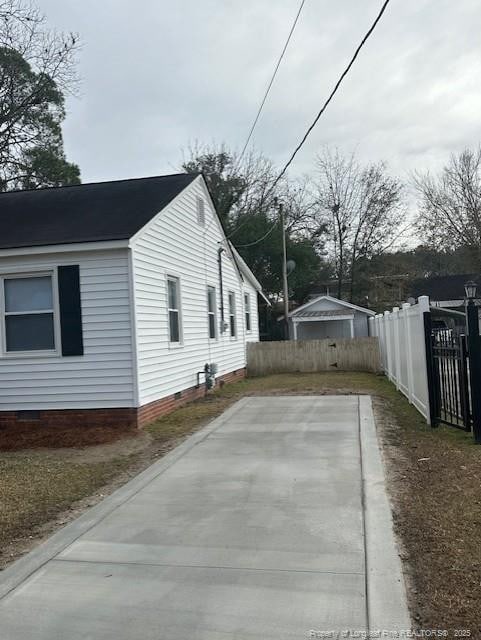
[
  {"left": 305, "top": 298, "right": 346, "bottom": 312},
  {"left": 296, "top": 319, "right": 352, "bottom": 340},
  {"left": 354, "top": 312, "right": 370, "bottom": 337},
  {"left": 131, "top": 177, "right": 259, "bottom": 405},
  {"left": 0, "top": 249, "right": 135, "bottom": 410},
  {"left": 244, "top": 289, "right": 259, "bottom": 344},
  {"left": 290, "top": 297, "right": 370, "bottom": 339}
]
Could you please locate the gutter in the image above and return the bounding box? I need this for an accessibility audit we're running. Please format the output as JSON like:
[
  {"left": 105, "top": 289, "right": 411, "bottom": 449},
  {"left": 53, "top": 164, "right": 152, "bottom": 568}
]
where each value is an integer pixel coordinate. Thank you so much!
[{"left": 218, "top": 246, "right": 225, "bottom": 327}]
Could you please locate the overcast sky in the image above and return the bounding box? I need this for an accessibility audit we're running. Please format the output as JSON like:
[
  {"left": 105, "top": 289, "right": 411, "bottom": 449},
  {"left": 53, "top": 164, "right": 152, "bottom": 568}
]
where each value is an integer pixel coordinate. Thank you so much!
[{"left": 42, "top": 0, "right": 481, "bottom": 190}]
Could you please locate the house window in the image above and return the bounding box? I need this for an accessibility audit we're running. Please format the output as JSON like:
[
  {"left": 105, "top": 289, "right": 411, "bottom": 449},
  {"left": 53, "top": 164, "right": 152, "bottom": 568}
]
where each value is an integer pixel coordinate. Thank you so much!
[
  {"left": 244, "top": 292, "right": 251, "bottom": 332},
  {"left": 228, "top": 291, "right": 236, "bottom": 337},
  {"left": 167, "top": 276, "right": 181, "bottom": 343},
  {"left": 207, "top": 286, "right": 216, "bottom": 339},
  {"left": 197, "top": 196, "right": 205, "bottom": 226},
  {"left": 3, "top": 275, "right": 55, "bottom": 352}
]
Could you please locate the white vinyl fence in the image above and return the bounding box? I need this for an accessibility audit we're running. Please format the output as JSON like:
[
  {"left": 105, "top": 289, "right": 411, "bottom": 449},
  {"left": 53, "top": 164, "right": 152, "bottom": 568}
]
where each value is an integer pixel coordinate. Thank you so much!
[{"left": 369, "top": 295, "right": 431, "bottom": 423}]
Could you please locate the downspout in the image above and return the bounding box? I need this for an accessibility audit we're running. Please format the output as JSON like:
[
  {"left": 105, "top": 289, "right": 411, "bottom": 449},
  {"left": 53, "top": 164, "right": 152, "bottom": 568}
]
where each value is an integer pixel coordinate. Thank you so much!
[
  {"left": 127, "top": 246, "right": 140, "bottom": 408},
  {"left": 218, "top": 246, "right": 225, "bottom": 330}
]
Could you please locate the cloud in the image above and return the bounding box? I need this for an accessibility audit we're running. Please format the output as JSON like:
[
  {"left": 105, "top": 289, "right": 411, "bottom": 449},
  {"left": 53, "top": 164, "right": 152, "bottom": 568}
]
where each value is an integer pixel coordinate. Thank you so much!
[{"left": 41, "top": 0, "right": 481, "bottom": 190}]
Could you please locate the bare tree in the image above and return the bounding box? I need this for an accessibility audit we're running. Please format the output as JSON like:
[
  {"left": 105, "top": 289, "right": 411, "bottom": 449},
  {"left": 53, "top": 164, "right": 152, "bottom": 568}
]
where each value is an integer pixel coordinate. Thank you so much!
[
  {"left": 181, "top": 141, "right": 315, "bottom": 236},
  {"left": 181, "top": 142, "right": 328, "bottom": 303},
  {"left": 0, "top": 0, "right": 80, "bottom": 189},
  {"left": 0, "top": 0, "right": 79, "bottom": 91},
  {"left": 281, "top": 176, "right": 316, "bottom": 236},
  {"left": 314, "top": 147, "right": 405, "bottom": 301},
  {"left": 414, "top": 147, "right": 481, "bottom": 269}
]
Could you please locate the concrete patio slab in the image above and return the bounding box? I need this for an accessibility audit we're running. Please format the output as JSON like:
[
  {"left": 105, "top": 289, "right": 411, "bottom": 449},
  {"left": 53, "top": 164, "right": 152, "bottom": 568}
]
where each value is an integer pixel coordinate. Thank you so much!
[{"left": 0, "top": 395, "right": 410, "bottom": 639}]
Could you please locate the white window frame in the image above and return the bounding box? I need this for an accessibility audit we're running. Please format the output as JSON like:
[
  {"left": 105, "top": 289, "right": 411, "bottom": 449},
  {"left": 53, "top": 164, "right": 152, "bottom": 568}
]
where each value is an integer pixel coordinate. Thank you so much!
[
  {"left": 0, "top": 269, "right": 60, "bottom": 358},
  {"left": 244, "top": 292, "right": 251, "bottom": 333},
  {"left": 166, "top": 275, "right": 183, "bottom": 346},
  {"left": 228, "top": 291, "right": 237, "bottom": 339},
  {"left": 207, "top": 285, "right": 217, "bottom": 340}
]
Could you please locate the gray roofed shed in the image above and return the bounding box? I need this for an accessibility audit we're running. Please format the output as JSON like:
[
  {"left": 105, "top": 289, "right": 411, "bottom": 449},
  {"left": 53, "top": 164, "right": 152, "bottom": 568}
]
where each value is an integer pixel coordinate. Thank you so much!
[{"left": 288, "top": 295, "right": 374, "bottom": 340}]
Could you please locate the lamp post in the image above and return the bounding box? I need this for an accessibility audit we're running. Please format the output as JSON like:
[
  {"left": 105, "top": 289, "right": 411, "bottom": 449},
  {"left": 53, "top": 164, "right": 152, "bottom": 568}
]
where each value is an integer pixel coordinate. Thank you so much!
[
  {"left": 465, "top": 280, "right": 477, "bottom": 301},
  {"left": 465, "top": 280, "right": 481, "bottom": 443}
]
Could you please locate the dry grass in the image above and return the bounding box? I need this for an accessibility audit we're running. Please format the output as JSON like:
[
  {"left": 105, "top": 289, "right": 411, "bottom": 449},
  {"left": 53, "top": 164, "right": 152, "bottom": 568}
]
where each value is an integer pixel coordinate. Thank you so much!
[
  {"left": 1, "top": 371, "right": 480, "bottom": 633},
  {"left": 376, "top": 400, "right": 481, "bottom": 634},
  {"left": 0, "top": 423, "right": 137, "bottom": 451},
  {"left": 0, "top": 451, "right": 135, "bottom": 566}
]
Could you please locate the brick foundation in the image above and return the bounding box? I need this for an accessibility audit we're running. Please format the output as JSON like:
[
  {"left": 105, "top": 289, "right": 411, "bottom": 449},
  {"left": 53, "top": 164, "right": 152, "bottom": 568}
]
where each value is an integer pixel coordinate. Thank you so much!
[
  {"left": 0, "top": 407, "right": 138, "bottom": 432},
  {"left": 137, "top": 367, "right": 246, "bottom": 427},
  {"left": 0, "top": 368, "right": 246, "bottom": 433}
]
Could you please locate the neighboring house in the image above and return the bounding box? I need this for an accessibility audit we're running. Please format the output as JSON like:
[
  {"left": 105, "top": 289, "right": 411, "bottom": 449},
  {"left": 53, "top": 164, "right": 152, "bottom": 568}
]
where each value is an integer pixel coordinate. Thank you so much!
[
  {"left": 409, "top": 273, "right": 475, "bottom": 332},
  {"left": 409, "top": 273, "right": 475, "bottom": 311},
  {"left": 309, "top": 273, "right": 411, "bottom": 311},
  {"left": 0, "top": 173, "right": 263, "bottom": 429},
  {"left": 287, "top": 295, "right": 374, "bottom": 340}
]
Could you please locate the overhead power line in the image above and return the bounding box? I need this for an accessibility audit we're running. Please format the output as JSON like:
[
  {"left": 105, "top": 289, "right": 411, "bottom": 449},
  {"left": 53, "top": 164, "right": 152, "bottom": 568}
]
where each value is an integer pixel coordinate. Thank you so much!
[
  {"left": 224, "top": 1, "right": 305, "bottom": 242},
  {"left": 234, "top": 217, "right": 281, "bottom": 248},
  {"left": 237, "top": 0, "right": 307, "bottom": 163},
  {"left": 271, "top": 0, "right": 392, "bottom": 191},
  {"left": 235, "top": 0, "right": 393, "bottom": 249}
]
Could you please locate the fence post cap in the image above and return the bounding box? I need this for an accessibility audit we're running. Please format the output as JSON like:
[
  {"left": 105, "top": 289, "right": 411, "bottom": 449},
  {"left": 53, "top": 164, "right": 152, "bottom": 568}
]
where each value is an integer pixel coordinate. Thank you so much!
[
  {"left": 418, "top": 295, "right": 430, "bottom": 312},
  {"left": 384, "top": 310, "right": 390, "bottom": 317},
  {"left": 393, "top": 306, "right": 400, "bottom": 313},
  {"left": 402, "top": 302, "right": 410, "bottom": 309}
]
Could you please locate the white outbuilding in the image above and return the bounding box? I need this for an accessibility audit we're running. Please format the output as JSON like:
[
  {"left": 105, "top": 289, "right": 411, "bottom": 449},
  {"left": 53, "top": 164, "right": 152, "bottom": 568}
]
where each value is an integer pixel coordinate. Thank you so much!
[{"left": 288, "top": 295, "right": 374, "bottom": 340}]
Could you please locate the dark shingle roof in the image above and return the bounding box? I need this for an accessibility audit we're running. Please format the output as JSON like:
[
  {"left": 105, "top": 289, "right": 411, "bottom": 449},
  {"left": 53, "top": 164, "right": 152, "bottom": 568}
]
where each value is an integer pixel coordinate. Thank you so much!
[
  {"left": 0, "top": 173, "right": 198, "bottom": 250},
  {"left": 409, "top": 274, "right": 479, "bottom": 301}
]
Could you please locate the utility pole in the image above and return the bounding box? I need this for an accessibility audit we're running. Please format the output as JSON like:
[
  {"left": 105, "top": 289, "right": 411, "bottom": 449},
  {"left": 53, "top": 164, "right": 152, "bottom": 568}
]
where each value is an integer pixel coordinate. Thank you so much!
[{"left": 280, "top": 203, "right": 289, "bottom": 339}]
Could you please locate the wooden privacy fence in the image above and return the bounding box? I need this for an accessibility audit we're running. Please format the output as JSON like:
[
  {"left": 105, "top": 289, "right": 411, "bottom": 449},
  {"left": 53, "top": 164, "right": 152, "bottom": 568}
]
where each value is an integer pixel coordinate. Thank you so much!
[{"left": 247, "top": 337, "right": 381, "bottom": 376}]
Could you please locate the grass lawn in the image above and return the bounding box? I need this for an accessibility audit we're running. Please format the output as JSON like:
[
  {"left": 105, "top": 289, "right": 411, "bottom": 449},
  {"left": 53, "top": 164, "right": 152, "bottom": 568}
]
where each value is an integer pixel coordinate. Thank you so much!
[
  {"left": 0, "top": 453, "right": 134, "bottom": 564},
  {"left": 1, "top": 371, "right": 480, "bottom": 632}
]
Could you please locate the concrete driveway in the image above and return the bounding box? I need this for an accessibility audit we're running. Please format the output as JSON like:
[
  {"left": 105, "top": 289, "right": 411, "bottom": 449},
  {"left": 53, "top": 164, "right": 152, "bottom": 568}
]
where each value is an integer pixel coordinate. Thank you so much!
[{"left": 0, "top": 396, "right": 410, "bottom": 639}]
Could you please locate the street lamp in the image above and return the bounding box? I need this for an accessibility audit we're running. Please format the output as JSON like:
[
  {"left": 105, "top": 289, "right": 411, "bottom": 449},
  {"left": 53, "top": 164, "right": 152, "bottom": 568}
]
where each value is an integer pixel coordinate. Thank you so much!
[{"left": 465, "top": 280, "right": 477, "bottom": 301}]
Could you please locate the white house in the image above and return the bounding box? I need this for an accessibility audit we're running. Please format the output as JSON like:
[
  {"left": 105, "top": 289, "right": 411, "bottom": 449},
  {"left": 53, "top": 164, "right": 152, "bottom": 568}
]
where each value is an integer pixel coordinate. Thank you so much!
[
  {"left": 0, "top": 173, "right": 263, "bottom": 429},
  {"left": 287, "top": 295, "right": 374, "bottom": 340}
]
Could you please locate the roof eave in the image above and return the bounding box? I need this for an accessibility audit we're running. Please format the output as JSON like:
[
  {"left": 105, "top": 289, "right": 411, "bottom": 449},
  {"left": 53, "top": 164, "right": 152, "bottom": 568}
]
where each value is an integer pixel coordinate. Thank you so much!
[
  {"left": 292, "top": 313, "right": 355, "bottom": 322},
  {"left": 229, "top": 243, "right": 270, "bottom": 305},
  {"left": 288, "top": 294, "right": 374, "bottom": 317},
  {"left": 0, "top": 239, "right": 129, "bottom": 258}
]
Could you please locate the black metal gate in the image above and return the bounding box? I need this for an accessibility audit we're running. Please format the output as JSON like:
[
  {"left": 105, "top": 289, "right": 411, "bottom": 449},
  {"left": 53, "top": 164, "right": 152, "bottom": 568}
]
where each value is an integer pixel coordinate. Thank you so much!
[
  {"left": 424, "top": 300, "right": 481, "bottom": 442},
  {"left": 430, "top": 329, "right": 471, "bottom": 431}
]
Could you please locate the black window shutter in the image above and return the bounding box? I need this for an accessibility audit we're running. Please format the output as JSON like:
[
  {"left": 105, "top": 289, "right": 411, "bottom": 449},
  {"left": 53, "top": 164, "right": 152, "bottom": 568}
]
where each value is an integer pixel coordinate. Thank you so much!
[{"left": 58, "top": 265, "right": 84, "bottom": 356}]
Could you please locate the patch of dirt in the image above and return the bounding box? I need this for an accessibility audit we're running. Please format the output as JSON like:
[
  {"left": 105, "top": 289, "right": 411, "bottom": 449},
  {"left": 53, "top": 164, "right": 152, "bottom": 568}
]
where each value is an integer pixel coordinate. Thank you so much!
[
  {"left": 0, "top": 422, "right": 138, "bottom": 451},
  {"left": 45, "top": 431, "right": 153, "bottom": 463}
]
